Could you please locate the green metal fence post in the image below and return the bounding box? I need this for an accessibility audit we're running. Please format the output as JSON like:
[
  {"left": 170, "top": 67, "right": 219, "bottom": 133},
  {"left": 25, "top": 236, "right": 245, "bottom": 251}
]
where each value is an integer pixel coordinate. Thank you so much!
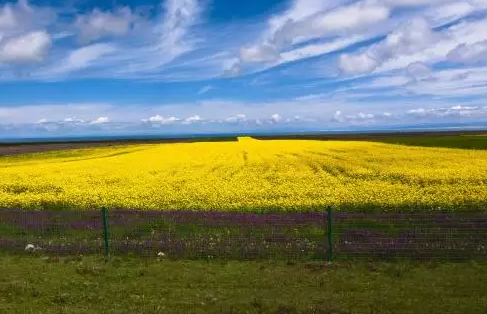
[
  {"left": 327, "top": 206, "right": 333, "bottom": 263},
  {"left": 101, "top": 206, "right": 110, "bottom": 257}
]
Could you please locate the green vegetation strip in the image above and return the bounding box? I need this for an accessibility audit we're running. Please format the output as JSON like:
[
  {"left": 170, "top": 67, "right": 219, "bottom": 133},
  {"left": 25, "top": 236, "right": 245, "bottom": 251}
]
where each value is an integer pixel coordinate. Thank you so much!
[
  {"left": 371, "top": 135, "right": 487, "bottom": 150},
  {"left": 0, "top": 255, "right": 486, "bottom": 314}
]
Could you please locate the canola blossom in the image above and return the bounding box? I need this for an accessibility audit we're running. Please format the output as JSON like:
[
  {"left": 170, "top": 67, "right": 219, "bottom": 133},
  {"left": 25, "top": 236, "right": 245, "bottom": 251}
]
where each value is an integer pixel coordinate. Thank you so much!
[{"left": 0, "top": 137, "right": 486, "bottom": 211}]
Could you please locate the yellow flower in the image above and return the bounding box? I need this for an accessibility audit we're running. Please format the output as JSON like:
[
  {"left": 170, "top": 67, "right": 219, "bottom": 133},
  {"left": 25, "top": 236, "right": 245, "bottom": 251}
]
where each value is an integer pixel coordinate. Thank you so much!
[{"left": 0, "top": 137, "right": 485, "bottom": 211}]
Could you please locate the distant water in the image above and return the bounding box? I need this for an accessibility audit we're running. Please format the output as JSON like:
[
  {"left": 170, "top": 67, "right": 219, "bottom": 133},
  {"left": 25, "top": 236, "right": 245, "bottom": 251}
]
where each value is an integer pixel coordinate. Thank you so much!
[{"left": 1, "top": 125, "right": 486, "bottom": 144}]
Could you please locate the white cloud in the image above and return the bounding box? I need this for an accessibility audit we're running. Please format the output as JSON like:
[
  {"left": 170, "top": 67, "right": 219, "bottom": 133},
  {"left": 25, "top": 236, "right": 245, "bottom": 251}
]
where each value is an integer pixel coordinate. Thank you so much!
[
  {"left": 279, "top": 35, "right": 368, "bottom": 65},
  {"left": 67, "top": 44, "right": 116, "bottom": 68},
  {"left": 0, "top": 103, "right": 115, "bottom": 124},
  {"left": 1, "top": 0, "right": 487, "bottom": 115},
  {"left": 0, "top": 3, "right": 17, "bottom": 30},
  {"left": 154, "top": 0, "right": 201, "bottom": 60},
  {"left": 15, "top": 0, "right": 205, "bottom": 81},
  {"left": 365, "top": 75, "right": 411, "bottom": 88},
  {"left": 240, "top": 43, "right": 279, "bottom": 63},
  {"left": 227, "top": 0, "right": 392, "bottom": 75},
  {"left": 339, "top": 17, "right": 438, "bottom": 75},
  {"left": 44, "top": 43, "right": 116, "bottom": 75},
  {"left": 0, "top": 30, "right": 51, "bottom": 63},
  {"left": 339, "top": 53, "right": 379, "bottom": 75},
  {"left": 333, "top": 110, "right": 343, "bottom": 122},
  {"left": 426, "top": 1, "right": 476, "bottom": 25},
  {"left": 74, "top": 7, "right": 138, "bottom": 43},
  {"left": 332, "top": 61, "right": 487, "bottom": 101},
  {"left": 273, "top": 2, "right": 389, "bottom": 45},
  {"left": 91, "top": 116, "right": 110, "bottom": 124},
  {"left": 332, "top": 110, "right": 398, "bottom": 124},
  {"left": 0, "top": 1, "right": 56, "bottom": 66},
  {"left": 225, "top": 114, "right": 247, "bottom": 123},
  {"left": 63, "top": 117, "right": 85, "bottom": 123},
  {"left": 294, "top": 93, "right": 328, "bottom": 101},
  {"left": 3, "top": 0, "right": 473, "bottom": 84},
  {"left": 344, "top": 112, "right": 375, "bottom": 122},
  {"left": 270, "top": 113, "right": 281, "bottom": 123},
  {"left": 336, "top": 13, "right": 487, "bottom": 79},
  {"left": 406, "top": 105, "right": 487, "bottom": 117},
  {"left": 406, "top": 62, "right": 431, "bottom": 80},
  {"left": 2, "top": 97, "right": 487, "bottom": 136},
  {"left": 447, "top": 40, "right": 487, "bottom": 63},
  {"left": 101, "top": 0, "right": 203, "bottom": 77},
  {"left": 374, "top": 15, "right": 487, "bottom": 73},
  {"left": 380, "top": 0, "right": 451, "bottom": 6},
  {"left": 197, "top": 85, "right": 213, "bottom": 94},
  {"left": 52, "top": 32, "right": 74, "bottom": 40},
  {"left": 146, "top": 114, "right": 180, "bottom": 124},
  {"left": 0, "top": 0, "right": 55, "bottom": 33},
  {"left": 356, "top": 112, "right": 375, "bottom": 120},
  {"left": 404, "top": 66, "right": 487, "bottom": 96},
  {"left": 184, "top": 115, "right": 203, "bottom": 124},
  {"left": 268, "top": 0, "right": 333, "bottom": 32},
  {"left": 223, "top": 61, "right": 241, "bottom": 77}
]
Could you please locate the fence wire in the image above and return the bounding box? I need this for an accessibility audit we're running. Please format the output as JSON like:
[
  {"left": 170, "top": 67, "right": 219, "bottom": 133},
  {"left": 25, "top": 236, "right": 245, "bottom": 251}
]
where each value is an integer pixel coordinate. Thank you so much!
[{"left": 0, "top": 209, "right": 486, "bottom": 261}]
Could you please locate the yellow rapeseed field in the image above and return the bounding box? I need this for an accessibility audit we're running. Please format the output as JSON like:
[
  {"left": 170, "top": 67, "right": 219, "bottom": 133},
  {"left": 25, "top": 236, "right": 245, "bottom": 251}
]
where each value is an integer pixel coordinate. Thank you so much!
[{"left": 0, "top": 137, "right": 486, "bottom": 211}]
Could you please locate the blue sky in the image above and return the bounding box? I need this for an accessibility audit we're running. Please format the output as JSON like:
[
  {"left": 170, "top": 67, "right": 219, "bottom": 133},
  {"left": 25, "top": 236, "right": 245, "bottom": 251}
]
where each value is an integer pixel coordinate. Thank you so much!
[{"left": 1, "top": 0, "right": 487, "bottom": 137}]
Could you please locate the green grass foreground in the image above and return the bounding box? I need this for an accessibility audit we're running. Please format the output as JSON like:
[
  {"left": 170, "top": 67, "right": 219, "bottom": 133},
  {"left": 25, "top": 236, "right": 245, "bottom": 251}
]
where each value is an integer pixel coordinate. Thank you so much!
[{"left": 0, "top": 255, "right": 486, "bottom": 314}]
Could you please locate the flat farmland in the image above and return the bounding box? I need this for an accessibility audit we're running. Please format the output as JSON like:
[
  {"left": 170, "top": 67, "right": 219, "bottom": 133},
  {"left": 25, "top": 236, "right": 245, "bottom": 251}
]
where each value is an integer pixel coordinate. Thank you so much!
[{"left": 1, "top": 136, "right": 487, "bottom": 211}]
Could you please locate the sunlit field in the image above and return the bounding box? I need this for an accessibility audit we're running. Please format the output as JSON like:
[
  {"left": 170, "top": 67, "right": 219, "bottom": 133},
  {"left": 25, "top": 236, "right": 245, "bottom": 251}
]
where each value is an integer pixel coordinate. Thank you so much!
[{"left": 1, "top": 136, "right": 487, "bottom": 211}]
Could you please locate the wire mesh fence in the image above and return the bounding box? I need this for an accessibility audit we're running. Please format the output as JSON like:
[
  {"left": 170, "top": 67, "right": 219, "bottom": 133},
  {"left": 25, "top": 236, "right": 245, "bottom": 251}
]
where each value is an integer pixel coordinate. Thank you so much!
[{"left": 1, "top": 208, "right": 486, "bottom": 261}]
